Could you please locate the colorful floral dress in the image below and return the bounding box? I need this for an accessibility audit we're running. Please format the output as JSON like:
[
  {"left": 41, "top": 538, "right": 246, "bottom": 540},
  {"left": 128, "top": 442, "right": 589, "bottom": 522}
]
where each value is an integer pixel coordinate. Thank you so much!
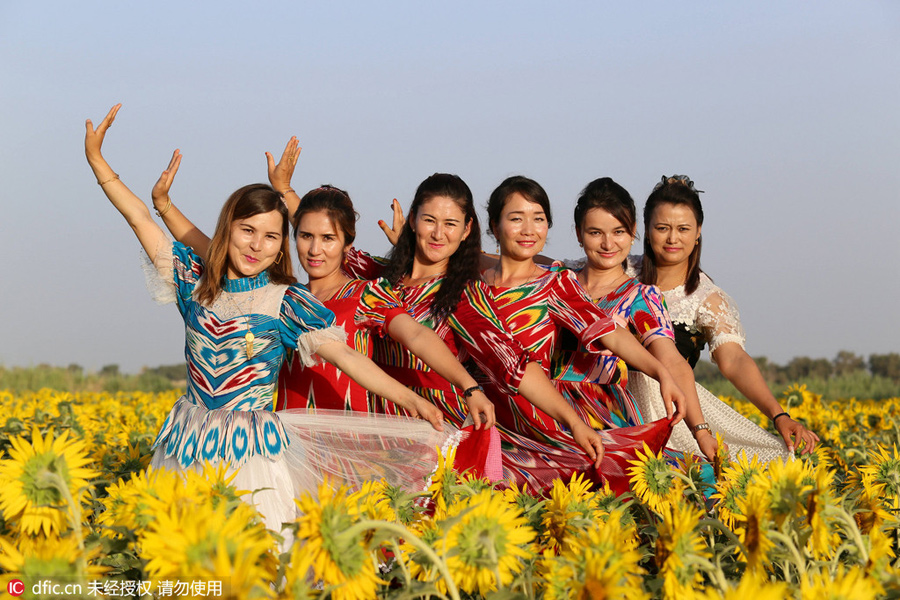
[
  {"left": 346, "top": 251, "right": 672, "bottom": 493},
  {"left": 146, "top": 242, "right": 461, "bottom": 534}
]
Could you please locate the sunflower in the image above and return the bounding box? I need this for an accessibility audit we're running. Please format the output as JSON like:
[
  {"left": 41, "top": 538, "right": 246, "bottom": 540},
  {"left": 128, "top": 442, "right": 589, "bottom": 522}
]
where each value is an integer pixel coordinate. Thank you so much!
[
  {"left": 800, "top": 566, "right": 882, "bottom": 600},
  {"left": 627, "top": 443, "right": 674, "bottom": 514},
  {"left": 858, "top": 444, "right": 900, "bottom": 510},
  {"left": 0, "top": 427, "right": 97, "bottom": 536},
  {"left": 294, "top": 481, "right": 384, "bottom": 600},
  {"left": 655, "top": 489, "right": 708, "bottom": 598},
  {"left": 733, "top": 486, "right": 774, "bottom": 576},
  {"left": 709, "top": 450, "right": 764, "bottom": 529},
  {"left": 752, "top": 454, "right": 813, "bottom": 527},
  {"left": 540, "top": 473, "right": 597, "bottom": 553},
  {"left": 0, "top": 532, "right": 108, "bottom": 589},
  {"left": 440, "top": 489, "right": 535, "bottom": 596},
  {"left": 141, "top": 500, "right": 278, "bottom": 599},
  {"left": 426, "top": 444, "right": 457, "bottom": 519}
]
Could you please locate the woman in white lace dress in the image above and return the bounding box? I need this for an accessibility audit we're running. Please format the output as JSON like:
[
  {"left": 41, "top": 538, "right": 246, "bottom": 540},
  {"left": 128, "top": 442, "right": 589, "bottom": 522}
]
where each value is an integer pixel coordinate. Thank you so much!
[{"left": 627, "top": 176, "right": 819, "bottom": 461}]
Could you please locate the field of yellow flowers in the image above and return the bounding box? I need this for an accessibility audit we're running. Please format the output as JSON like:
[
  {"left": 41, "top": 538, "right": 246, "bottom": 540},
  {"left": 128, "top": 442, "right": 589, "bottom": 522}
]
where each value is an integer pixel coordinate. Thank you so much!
[{"left": 0, "top": 385, "right": 898, "bottom": 599}]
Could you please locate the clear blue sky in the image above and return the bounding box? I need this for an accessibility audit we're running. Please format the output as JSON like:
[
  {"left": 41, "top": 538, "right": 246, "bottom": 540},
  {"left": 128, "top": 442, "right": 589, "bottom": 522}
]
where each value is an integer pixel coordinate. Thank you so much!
[{"left": 1, "top": 1, "right": 898, "bottom": 373}]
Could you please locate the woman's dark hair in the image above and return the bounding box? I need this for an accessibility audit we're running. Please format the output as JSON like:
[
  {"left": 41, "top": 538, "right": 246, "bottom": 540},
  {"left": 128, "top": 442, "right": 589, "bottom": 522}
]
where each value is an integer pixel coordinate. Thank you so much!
[
  {"left": 485, "top": 175, "right": 553, "bottom": 238},
  {"left": 196, "top": 183, "right": 295, "bottom": 306},
  {"left": 641, "top": 176, "right": 705, "bottom": 294},
  {"left": 291, "top": 185, "right": 357, "bottom": 246},
  {"left": 383, "top": 173, "right": 481, "bottom": 322},
  {"left": 574, "top": 177, "right": 636, "bottom": 269}
]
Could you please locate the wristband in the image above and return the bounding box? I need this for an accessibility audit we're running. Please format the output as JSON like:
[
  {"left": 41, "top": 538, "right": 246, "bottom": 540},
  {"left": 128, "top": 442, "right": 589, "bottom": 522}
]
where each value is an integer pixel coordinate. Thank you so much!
[
  {"left": 279, "top": 188, "right": 296, "bottom": 196},
  {"left": 691, "top": 422, "right": 711, "bottom": 436},
  {"left": 97, "top": 173, "right": 119, "bottom": 186},
  {"left": 772, "top": 412, "right": 790, "bottom": 423},
  {"left": 155, "top": 197, "right": 172, "bottom": 218},
  {"left": 463, "top": 385, "right": 483, "bottom": 398}
]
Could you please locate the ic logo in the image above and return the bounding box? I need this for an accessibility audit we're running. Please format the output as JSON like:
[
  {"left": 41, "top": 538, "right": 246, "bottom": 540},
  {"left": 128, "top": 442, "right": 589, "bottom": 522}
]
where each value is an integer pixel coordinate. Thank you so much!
[{"left": 7, "top": 579, "right": 25, "bottom": 596}]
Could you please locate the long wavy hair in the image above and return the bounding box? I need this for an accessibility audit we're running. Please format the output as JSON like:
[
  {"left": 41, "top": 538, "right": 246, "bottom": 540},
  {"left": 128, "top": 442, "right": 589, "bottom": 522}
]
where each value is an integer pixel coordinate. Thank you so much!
[
  {"left": 574, "top": 177, "right": 637, "bottom": 270},
  {"left": 383, "top": 173, "right": 482, "bottom": 322},
  {"left": 291, "top": 185, "right": 357, "bottom": 245},
  {"left": 195, "top": 184, "right": 295, "bottom": 306},
  {"left": 641, "top": 177, "right": 705, "bottom": 294}
]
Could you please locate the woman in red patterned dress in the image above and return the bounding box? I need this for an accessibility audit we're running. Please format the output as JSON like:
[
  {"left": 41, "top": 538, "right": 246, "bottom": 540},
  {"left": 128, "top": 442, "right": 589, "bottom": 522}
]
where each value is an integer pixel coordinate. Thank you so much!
[
  {"left": 480, "top": 176, "right": 688, "bottom": 456},
  {"left": 347, "top": 173, "right": 675, "bottom": 492}
]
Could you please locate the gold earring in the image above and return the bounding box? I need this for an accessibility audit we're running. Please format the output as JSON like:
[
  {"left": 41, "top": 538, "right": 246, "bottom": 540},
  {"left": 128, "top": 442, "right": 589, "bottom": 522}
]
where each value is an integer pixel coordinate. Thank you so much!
[{"left": 274, "top": 251, "right": 284, "bottom": 265}]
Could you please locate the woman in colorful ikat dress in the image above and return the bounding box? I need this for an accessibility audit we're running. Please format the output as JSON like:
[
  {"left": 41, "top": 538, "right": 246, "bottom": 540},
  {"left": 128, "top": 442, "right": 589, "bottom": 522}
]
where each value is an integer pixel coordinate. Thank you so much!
[
  {"left": 479, "top": 176, "right": 697, "bottom": 462},
  {"left": 85, "top": 105, "right": 457, "bottom": 536},
  {"left": 550, "top": 177, "right": 721, "bottom": 463},
  {"left": 625, "top": 175, "right": 819, "bottom": 460},
  {"left": 155, "top": 138, "right": 496, "bottom": 434},
  {"left": 346, "top": 173, "right": 674, "bottom": 492}
]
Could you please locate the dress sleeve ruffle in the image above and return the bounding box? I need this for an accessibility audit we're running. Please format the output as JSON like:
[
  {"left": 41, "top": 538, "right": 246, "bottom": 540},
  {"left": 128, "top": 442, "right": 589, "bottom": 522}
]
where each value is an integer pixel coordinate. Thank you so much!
[
  {"left": 141, "top": 240, "right": 204, "bottom": 311},
  {"left": 697, "top": 288, "right": 747, "bottom": 358},
  {"left": 354, "top": 278, "right": 410, "bottom": 337},
  {"left": 550, "top": 270, "right": 618, "bottom": 353},
  {"left": 279, "top": 285, "right": 344, "bottom": 366},
  {"left": 342, "top": 246, "right": 388, "bottom": 280},
  {"left": 625, "top": 283, "right": 675, "bottom": 347}
]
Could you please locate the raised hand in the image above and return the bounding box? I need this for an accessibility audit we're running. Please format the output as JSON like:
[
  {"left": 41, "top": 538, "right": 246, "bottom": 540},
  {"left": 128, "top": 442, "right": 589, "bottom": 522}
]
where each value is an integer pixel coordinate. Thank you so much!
[
  {"left": 266, "top": 136, "right": 301, "bottom": 194},
  {"left": 85, "top": 103, "right": 121, "bottom": 163},
  {"left": 571, "top": 422, "right": 605, "bottom": 468},
  {"left": 378, "top": 198, "right": 405, "bottom": 246},
  {"left": 151, "top": 150, "right": 182, "bottom": 211}
]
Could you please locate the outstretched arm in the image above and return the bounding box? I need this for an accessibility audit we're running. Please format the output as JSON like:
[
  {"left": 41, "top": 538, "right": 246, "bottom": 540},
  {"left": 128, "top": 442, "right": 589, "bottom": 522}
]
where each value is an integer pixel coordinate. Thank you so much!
[
  {"left": 713, "top": 343, "right": 819, "bottom": 454},
  {"left": 314, "top": 340, "right": 444, "bottom": 432},
  {"left": 386, "top": 313, "right": 495, "bottom": 429},
  {"left": 85, "top": 104, "right": 169, "bottom": 258},
  {"left": 517, "top": 362, "right": 604, "bottom": 468}
]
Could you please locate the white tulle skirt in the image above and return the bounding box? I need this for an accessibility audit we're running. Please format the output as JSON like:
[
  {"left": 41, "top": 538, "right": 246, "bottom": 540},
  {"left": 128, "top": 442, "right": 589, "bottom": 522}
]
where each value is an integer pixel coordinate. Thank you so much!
[
  {"left": 150, "top": 409, "right": 461, "bottom": 542},
  {"left": 626, "top": 371, "right": 792, "bottom": 464}
]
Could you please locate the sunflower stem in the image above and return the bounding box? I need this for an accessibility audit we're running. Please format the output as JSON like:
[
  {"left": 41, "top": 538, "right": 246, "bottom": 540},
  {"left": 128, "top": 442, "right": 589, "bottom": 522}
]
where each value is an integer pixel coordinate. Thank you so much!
[
  {"left": 826, "top": 504, "right": 869, "bottom": 564},
  {"left": 345, "top": 519, "right": 461, "bottom": 600},
  {"left": 767, "top": 529, "right": 806, "bottom": 579},
  {"left": 696, "top": 518, "right": 748, "bottom": 558}
]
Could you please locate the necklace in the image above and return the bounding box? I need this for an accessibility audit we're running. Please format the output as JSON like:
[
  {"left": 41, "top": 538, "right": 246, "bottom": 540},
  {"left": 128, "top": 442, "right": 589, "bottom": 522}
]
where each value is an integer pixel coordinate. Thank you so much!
[{"left": 225, "top": 290, "right": 257, "bottom": 359}]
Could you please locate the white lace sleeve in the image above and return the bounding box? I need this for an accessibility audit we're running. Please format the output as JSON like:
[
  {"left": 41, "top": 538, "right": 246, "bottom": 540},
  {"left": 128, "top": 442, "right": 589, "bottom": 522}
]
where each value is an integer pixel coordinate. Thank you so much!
[
  {"left": 140, "top": 238, "right": 177, "bottom": 305},
  {"left": 696, "top": 288, "right": 746, "bottom": 358},
  {"left": 295, "top": 325, "right": 348, "bottom": 367}
]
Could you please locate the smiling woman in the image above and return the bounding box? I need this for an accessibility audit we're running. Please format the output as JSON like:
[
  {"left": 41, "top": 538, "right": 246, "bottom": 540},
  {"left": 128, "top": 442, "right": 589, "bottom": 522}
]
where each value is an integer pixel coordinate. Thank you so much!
[{"left": 84, "top": 104, "right": 462, "bottom": 545}]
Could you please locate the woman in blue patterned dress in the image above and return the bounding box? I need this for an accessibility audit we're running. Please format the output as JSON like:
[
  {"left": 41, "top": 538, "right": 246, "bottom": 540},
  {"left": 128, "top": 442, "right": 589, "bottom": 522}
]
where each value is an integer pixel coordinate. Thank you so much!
[{"left": 85, "top": 105, "right": 455, "bottom": 536}]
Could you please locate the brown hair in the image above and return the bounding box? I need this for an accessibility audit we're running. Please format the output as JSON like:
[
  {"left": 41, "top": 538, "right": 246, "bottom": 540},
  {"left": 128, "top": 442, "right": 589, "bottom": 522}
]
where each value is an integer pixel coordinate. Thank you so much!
[
  {"left": 195, "top": 184, "right": 295, "bottom": 306},
  {"left": 290, "top": 185, "right": 357, "bottom": 246}
]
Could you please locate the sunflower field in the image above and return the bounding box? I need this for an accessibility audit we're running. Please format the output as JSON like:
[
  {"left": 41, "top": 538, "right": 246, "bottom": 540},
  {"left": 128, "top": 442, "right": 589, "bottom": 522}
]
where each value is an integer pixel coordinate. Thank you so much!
[{"left": 0, "top": 385, "right": 898, "bottom": 599}]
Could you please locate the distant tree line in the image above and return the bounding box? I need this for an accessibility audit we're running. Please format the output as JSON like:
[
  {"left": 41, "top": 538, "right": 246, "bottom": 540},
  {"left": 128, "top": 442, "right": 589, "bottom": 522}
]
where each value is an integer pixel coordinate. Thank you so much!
[
  {"left": 0, "top": 363, "right": 186, "bottom": 394},
  {"left": 695, "top": 351, "right": 900, "bottom": 401},
  {"left": 3, "top": 352, "right": 900, "bottom": 399}
]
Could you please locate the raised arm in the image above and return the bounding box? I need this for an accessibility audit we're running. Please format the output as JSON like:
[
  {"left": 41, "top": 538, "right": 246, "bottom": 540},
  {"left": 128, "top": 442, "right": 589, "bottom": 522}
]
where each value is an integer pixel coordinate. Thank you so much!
[
  {"left": 84, "top": 104, "right": 169, "bottom": 258},
  {"left": 149, "top": 155, "right": 212, "bottom": 258},
  {"left": 266, "top": 136, "right": 302, "bottom": 217},
  {"left": 386, "top": 313, "right": 495, "bottom": 429}
]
